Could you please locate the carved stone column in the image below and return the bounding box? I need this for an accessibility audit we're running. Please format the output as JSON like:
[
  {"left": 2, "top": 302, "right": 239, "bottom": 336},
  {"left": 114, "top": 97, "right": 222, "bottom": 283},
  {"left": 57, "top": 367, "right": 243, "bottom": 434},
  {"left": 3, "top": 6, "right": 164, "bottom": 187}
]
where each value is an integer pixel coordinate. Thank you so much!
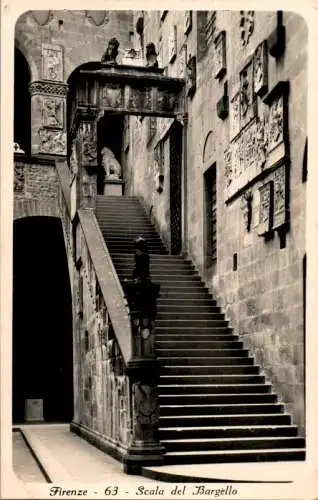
[
  {"left": 29, "top": 44, "right": 67, "bottom": 156},
  {"left": 123, "top": 238, "right": 165, "bottom": 474}
]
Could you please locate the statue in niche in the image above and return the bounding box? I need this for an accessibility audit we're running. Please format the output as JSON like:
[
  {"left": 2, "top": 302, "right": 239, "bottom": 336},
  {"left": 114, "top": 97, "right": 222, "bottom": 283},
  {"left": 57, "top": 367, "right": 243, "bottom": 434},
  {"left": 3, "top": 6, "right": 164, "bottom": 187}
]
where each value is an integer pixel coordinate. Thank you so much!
[
  {"left": 101, "top": 38, "right": 120, "bottom": 65},
  {"left": 146, "top": 43, "right": 158, "bottom": 68},
  {"left": 101, "top": 147, "right": 122, "bottom": 179}
]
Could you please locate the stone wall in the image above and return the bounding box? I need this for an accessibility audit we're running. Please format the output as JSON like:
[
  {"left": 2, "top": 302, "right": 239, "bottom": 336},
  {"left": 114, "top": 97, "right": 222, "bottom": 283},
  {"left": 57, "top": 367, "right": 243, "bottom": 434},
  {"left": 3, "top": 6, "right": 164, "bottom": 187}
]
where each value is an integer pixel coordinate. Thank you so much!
[{"left": 127, "top": 11, "right": 307, "bottom": 433}]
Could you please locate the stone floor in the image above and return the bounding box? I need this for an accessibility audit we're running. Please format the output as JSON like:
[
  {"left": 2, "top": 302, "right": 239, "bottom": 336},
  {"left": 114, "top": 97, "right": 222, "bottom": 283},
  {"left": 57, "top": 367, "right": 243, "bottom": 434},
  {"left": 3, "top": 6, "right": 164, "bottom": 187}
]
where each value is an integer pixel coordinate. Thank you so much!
[{"left": 9, "top": 424, "right": 317, "bottom": 500}]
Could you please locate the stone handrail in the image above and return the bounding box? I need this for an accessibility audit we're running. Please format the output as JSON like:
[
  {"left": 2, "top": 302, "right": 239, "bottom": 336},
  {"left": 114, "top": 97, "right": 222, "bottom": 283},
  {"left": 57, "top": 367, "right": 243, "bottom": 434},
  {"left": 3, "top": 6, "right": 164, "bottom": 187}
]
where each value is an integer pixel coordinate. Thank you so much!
[
  {"left": 78, "top": 208, "right": 132, "bottom": 364},
  {"left": 55, "top": 159, "right": 71, "bottom": 214}
]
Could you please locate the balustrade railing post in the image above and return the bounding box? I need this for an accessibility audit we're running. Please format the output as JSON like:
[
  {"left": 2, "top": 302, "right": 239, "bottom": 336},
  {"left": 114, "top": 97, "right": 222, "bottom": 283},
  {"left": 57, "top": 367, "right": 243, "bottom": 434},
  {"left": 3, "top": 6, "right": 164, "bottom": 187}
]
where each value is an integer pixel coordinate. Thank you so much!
[{"left": 123, "top": 237, "right": 165, "bottom": 474}]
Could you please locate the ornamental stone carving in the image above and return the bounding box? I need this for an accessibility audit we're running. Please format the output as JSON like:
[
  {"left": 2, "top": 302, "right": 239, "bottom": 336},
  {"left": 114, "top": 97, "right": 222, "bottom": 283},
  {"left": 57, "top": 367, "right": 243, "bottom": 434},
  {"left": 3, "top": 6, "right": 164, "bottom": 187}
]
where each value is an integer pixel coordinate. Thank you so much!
[
  {"left": 85, "top": 10, "right": 109, "bottom": 26},
  {"left": 258, "top": 181, "right": 273, "bottom": 236},
  {"left": 224, "top": 148, "right": 232, "bottom": 188},
  {"left": 101, "top": 84, "right": 124, "bottom": 109},
  {"left": 240, "top": 60, "right": 255, "bottom": 129},
  {"left": 30, "top": 11, "right": 53, "bottom": 25},
  {"left": 267, "top": 95, "right": 284, "bottom": 153},
  {"left": 273, "top": 165, "right": 287, "bottom": 230},
  {"left": 42, "top": 44, "right": 63, "bottom": 82},
  {"left": 214, "top": 31, "right": 226, "bottom": 80},
  {"left": 14, "top": 164, "right": 25, "bottom": 193},
  {"left": 230, "top": 90, "right": 241, "bottom": 140},
  {"left": 42, "top": 97, "right": 64, "bottom": 128},
  {"left": 145, "top": 43, "right": 159, "bottom": 68},
  {"left": 81, "top": 123, "right": 97, "bottom": 165},
  {"left": 168, "top": 25, "right": 177, "bottom": 64},
  {"left": 184, "top": 11, "right": 192, "bottom": 35},
  {"left": 132, "top": 383, "right": 159, "bottom": 442},
  {"left": 240, "top": 11, "right": 255, "bottom": 47},
  {"left": 241, "top": 190, "right": 253, "bottom": 232},
  {"left": 178, "top": 44, "right": 187, "bottom": 79},
  {"left": 129, "top": 87, "right": 152, "bottom": 111},
  {"left": 29, "top": 81, "right": 68, "bottom": 97},
  {"left": 38, "top": 128, "right": 66, "bottom": 155},
  {"left": 254, "top": 41, "right": 268, "bottom": 97}
]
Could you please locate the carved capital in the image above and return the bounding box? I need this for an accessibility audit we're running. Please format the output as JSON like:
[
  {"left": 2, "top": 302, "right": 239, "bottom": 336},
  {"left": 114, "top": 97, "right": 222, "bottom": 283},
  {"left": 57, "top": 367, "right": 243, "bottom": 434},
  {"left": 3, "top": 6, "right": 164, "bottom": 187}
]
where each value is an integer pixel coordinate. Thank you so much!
[{"left": 29, "top": 81, "right": 68, "bottom": 97}]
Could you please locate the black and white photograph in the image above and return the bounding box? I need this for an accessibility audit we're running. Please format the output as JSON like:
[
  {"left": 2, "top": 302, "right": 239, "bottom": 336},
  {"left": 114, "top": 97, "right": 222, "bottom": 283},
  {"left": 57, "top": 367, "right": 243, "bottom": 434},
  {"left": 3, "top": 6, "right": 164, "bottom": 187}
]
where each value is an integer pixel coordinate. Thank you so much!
[{"left": 1, "top": 4, "right": 317, "bottom": 499}]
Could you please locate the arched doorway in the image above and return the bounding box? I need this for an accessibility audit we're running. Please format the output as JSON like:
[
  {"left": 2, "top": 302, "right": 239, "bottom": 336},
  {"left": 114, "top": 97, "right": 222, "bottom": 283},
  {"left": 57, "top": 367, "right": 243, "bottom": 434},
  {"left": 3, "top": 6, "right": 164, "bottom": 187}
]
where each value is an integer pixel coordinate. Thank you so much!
[
  {"left": 12, "top": 217, "right": 73, "bottom": 424},
  {"left": 14, "top": 48, "right": 31, "bottom": 154}
]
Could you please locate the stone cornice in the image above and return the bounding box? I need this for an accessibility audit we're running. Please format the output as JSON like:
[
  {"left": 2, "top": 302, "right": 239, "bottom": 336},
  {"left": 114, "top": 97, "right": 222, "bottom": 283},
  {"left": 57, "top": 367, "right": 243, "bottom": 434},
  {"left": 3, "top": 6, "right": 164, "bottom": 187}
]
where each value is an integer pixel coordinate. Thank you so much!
[{"left": 29, "top": 80, "right": 68, "bottom": 97}]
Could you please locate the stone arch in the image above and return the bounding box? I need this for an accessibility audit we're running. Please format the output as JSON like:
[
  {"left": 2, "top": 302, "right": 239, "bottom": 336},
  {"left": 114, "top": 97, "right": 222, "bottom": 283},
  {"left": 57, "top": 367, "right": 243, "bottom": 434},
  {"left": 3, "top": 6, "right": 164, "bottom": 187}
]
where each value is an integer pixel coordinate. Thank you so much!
[
  {"left": 203, "top": 130, "right": 214, "bottom": 166},
  {"left": 14, "top": 36, "right": 39, "bottom": 82},
  {"left": 14, "top": 199, "right": 59, "bottom": 220}
]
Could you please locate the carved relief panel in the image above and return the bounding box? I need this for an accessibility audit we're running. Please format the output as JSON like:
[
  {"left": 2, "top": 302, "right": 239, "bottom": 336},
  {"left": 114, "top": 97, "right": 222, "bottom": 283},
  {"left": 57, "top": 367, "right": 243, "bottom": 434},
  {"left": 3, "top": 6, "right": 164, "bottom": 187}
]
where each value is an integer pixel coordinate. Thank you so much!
[
  {"left": 79, "top": 122, "right": 97, "bottom": 165},
  {"left": 42, "top": 97, "right": 64, "bottom": 129},
  {"left": 264, "top": 81, "right": 289, "bottom": 167},
  {"left": 100, "top": 84, "right": 125, "bottom": 109},
  {"left": 253, "top": 41, "right": 268, "bottom": 97},
  {"left": 230, "top": 89, "right": 241, "bottom": 140},
  {"left": 184, "top": 11, "right": 192, "bottom": 35},
  {"left": 178, "top": 44, "right": 187, "bottom": 79},
  {"left": 258, "top": 181, "right": 273, "bottom": 236},
  {"left": 38, "top": 129, "right": 67, "bottom": 155},
  {"left": 129, "top": 87, "right": 152, "bottom": 112},
  {"left": 272, "top": 164, "right": 288, "bottom": 230},
  {"left": 14, "top": 163, "right": 25, "bottom": 194},
  {"left": 240, "top": 11, "right": 255, "bottom": 47},
  {"left": 168, "top": 25, "right": 177, "bottom": 64},
  {"left": 42, "top": 44, "right": 63, "bottom": 82},
  {"left": 240, "top": 59, "right": 255, "bottom": 129},
  {"left": 214, "top": 31, "right": 226, "bottom": 80}
]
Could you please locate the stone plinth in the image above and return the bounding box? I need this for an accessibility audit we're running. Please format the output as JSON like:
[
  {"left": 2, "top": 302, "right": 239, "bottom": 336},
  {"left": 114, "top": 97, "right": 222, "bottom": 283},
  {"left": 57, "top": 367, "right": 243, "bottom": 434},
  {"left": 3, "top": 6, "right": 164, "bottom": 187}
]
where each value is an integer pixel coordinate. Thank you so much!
[
  {"left": 103, "top": 179, "right": 124, "bottom": 196},
  {"left": 25, "top": 398, "right": 44, "bottom": 422}
]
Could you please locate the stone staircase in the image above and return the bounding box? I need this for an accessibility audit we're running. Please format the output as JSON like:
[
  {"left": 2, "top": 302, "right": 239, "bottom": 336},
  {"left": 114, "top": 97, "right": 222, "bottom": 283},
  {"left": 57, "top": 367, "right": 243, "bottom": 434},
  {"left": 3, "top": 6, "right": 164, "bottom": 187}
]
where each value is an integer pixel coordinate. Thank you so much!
[{"left": 95, "top": 195, "right": 305, "bottom": 465}]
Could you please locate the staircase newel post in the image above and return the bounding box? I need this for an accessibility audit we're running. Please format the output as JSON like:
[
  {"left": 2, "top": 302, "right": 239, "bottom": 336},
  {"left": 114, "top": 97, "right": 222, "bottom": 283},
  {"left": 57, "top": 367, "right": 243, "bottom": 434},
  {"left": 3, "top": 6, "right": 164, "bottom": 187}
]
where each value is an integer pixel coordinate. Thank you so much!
[{"left": 123, "top": 237, "right": 165, "bottom": 474}]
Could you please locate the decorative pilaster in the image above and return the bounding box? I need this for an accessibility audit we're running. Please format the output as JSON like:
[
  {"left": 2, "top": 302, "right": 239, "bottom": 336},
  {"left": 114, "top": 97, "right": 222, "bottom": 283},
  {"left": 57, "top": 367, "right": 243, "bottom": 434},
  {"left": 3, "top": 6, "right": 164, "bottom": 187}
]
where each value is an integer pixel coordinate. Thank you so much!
[
  {"left": 29, "top": 44, "right": 67, "bottom": 156},
  {"left": 123, "top": 237, "right": 164, "bottom": 474}
]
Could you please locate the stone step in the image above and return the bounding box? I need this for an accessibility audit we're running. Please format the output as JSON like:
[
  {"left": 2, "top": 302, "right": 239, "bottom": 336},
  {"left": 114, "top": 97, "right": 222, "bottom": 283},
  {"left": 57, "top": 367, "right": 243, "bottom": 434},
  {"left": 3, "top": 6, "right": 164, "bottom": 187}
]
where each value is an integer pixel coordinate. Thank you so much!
[
  {"left": 162, "top": 436, "right": 305, "bottom": 453},
  {"left": 156, "top": 340, "right": 242, "bottom": 349},
  {"left": 111, "top": 253, "right": 187, "bottom": 261},
  {"left": 156, "top": 319, "right": 229, "bottom": 327},
  {"left": 159, "top": 393, "right": 277, "bottom": 405},
  {"left": 157, "top": 336, "right": 236, "bottom": 344},
  {"left": 161, "top": 365, "right": 260, "bottom": 375},
  {"left": 163, "top": 448, "right": 305, "bottom": 465},
  {"left": 159, "top": 413, "right": 291, "bottom": 427},
  {"left": 156, "top": 312, "right": 225, "bottom": 320},
  {"left": 157, "top": 298, "right": 216, "bottom": 306},
  {"left": 159, "top": 425, "right": 299, "bottom": 440},
  {"left": 159, "top": 374, "right": 266, "bottom": 384},
  {"left": 117, "top": 273, "right": 202, "bottom": 284},
  {"left": 156, "top": 349, "right": 249, "bottom": 357},
  {"left": 160, "top": 403, "right": 284, "bottom": 416},
  {"left": 115, "top": 264, "right": 195, "bottom": 273},
  {"left": 103, "top": 234, "right": 163, "bottom": 242},
  {"left": 158, "top": 357, "right": 254, "bottom": 366},
  {"left": 158, "top": 288, "right": 211, "bottom": 296},
  {"left": 158, "top": 383, "right": 271, "bottom": 394},
  {"left": 157, "top": 305, "right": 220, "bottom": 313},
  {"left": 156, "top": 326, "right": 232, "bottom": 334}
]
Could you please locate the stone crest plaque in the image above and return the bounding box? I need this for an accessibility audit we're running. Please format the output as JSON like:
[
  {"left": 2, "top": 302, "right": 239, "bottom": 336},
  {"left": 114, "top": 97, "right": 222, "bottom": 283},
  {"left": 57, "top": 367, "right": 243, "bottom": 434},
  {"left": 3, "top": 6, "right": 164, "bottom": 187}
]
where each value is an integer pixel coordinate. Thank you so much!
[
  {"left": 185, "top": 11, "right": 192, "bottom": 35},
  {"left": 254, "top": 41, "right": 268, "bottom": 97},
  {"left": 240, "top": 59, "right": 255, "bottom": 129},
  {"left": 168, "top": 25, "right": 177, "bottom": 64},
  {"left": 42, "top": 44, "right": 63, "bottom": 82},
  {"left": 230, "top": 90, "right": 241, "bottom": 140},
  {"left": 258, "top": 181, "right": 273, "bottom": 236},
  {"left": 272, "top": 164, "right": 287, "bottom": 230},
  {"left": 214, "top": 31, "right": 226, "bottom": 80},
  {"left": 101, "top": 84, "right": 124, "bottom": 109}
]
